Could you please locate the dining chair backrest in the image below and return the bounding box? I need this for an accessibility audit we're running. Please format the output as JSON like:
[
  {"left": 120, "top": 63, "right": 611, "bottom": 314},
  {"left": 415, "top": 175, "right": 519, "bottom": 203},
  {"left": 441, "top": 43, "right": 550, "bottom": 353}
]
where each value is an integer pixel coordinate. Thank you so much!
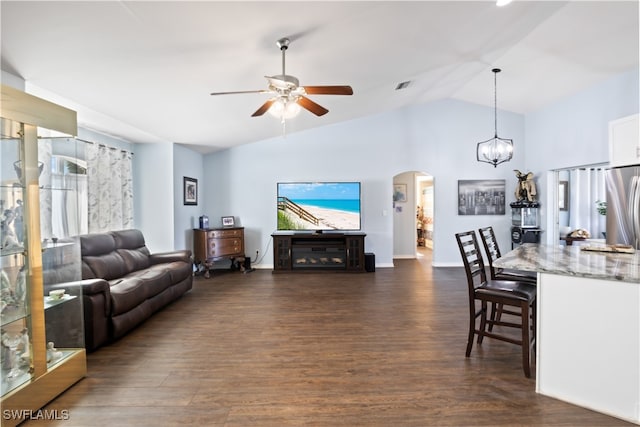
[
  {"left": 478, "top": 226, "right": 502, "bottom": 280},
  {"left": 455, "top": 230, "right": 487, "bottom": 295},
  {"left": 479, "top": 226, "right": 537, "bottom": 284}
]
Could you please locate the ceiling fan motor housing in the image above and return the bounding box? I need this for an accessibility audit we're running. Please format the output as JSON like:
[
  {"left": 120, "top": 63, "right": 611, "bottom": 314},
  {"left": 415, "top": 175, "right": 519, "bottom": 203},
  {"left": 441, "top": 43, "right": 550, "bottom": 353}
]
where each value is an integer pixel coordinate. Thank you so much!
[{"left": 268, "top": 75, "right": 300, "bottom": 89}]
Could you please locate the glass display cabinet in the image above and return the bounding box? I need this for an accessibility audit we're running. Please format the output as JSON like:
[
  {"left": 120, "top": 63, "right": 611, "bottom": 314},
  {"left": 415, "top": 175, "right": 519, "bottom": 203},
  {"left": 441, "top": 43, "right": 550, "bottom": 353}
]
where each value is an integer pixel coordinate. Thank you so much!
[
  {"left": 510, "top": 201, "right": 543, "bottom": 248},
  {"left": 1, "top": 85, "right": 86, "bottom": 426},
  {"left": 510, "top": 201, "right": 541, "bottom": 228}
]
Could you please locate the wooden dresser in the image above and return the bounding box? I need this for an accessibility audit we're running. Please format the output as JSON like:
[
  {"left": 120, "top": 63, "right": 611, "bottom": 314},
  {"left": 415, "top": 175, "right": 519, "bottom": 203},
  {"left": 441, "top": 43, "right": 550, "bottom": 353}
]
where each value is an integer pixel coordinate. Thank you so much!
[{"left": 193, "top": 227, "right": 245, "bottom": 277}]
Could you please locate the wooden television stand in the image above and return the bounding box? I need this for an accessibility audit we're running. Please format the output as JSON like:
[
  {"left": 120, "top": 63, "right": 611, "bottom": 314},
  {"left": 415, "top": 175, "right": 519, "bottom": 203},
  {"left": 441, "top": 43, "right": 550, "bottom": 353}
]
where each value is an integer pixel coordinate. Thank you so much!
[{"left": 272, "top": 231, "right": 366, "bottom": 273}]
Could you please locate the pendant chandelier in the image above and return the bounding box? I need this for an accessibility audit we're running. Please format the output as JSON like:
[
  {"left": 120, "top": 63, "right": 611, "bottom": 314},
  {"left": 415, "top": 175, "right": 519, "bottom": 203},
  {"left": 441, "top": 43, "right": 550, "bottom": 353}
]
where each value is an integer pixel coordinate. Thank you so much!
[{"left": 476, "top": 68, "right": 513, "bottom": 167}]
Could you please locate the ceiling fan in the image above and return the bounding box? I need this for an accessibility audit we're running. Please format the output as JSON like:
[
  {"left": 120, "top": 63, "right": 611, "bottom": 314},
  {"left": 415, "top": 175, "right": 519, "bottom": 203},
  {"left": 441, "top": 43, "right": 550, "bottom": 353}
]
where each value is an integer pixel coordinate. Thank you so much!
[{"left": 210, "top": 37, "right": 353, "bottom": 119}]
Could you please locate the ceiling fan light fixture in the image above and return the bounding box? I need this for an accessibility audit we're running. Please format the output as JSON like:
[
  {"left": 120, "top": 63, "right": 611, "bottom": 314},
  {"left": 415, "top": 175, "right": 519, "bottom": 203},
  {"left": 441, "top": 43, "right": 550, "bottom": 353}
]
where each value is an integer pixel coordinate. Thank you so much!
[
  {"left": 476, "top": 68, "right": 513, "bottom": 168},
  {"left": 268, "top": 98, "right": 301, "bottom": 120}
]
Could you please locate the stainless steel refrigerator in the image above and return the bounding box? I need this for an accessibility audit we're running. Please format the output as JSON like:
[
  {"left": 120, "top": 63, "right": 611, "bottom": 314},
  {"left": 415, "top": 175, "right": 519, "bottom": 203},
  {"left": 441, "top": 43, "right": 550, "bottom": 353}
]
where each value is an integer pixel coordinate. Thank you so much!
[{"left": 605, "top": 164, "right": 640, "bottom": 249}]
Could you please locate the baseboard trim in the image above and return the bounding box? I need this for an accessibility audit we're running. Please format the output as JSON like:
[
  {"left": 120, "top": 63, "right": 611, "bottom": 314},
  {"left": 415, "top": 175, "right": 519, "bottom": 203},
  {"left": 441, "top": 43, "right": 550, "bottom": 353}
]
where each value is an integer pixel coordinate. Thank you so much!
[
  {"left": 376, "top": 263, "right": 395, "bottom": 268},
  {"left": 431, "top": 262, "right": 462, "bottom": 268}
]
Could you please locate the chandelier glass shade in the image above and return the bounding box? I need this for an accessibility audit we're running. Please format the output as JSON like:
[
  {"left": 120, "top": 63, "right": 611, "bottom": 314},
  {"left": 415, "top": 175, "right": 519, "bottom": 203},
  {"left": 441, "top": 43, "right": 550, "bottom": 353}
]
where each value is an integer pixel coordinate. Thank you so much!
[
  {"left": 476, "top": 68, "right": 513, "bottom": 168},
  {"left": 476, "top": 135, "right": 513, "bottom": 167}
]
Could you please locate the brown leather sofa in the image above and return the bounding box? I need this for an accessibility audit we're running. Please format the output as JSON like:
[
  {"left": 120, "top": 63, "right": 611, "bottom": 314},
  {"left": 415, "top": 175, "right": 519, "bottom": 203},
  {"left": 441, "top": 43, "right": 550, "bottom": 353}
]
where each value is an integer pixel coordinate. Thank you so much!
[{"left": 77, "top": 229, "right": 192, "bottom": 351}]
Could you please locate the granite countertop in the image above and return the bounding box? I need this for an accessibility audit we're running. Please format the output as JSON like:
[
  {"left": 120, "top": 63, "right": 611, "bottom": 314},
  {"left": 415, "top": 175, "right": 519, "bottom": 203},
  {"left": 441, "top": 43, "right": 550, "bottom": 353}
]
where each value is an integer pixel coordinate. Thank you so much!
[{"left": 494, "top": 243, "right": 640, "bottom": 284}]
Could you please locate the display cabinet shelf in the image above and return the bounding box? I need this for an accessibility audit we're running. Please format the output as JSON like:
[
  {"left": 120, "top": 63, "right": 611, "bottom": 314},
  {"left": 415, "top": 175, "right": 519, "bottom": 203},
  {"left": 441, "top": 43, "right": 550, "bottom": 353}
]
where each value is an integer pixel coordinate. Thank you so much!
[
  {"left": 0, "top": 306, "right": 28, "bottom": 328},
  {"left": 43, "top": 294, "right": 77, "bottom": 309},
  {"left": 0, "top": 366, "right": 31, "bottom": 396},
  {"left": 0, "top": 247, "right": 25, "bottom": 257}
]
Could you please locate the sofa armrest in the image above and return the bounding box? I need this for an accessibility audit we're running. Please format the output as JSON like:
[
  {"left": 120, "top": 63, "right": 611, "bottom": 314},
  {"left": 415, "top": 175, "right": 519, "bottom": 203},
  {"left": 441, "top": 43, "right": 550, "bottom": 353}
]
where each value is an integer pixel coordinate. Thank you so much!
[
  {"left": 149, "top": 250, "right": 192, "bottom": 265},
  {"left": 49, "top": 278, "right": 111, "bottom": 314},
  {"left": 50, "top": 278, "right": 112, "bottom": 351}
]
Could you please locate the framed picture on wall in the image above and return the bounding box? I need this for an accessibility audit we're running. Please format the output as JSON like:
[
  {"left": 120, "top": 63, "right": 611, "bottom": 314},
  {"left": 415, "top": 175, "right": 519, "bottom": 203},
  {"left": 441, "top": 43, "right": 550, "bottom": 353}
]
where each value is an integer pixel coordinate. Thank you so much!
[
  {"left": 183, "top": 177, "right": 197, "bottom": 205},
  {"left": 559, "top": 181, "right": 569, "bottom": 211},
  {"left": 458, "top": 179, "right": 506, "bottom": 215},
  {"left": 393, "top": 184, "right": 407, "bottom": 202}
]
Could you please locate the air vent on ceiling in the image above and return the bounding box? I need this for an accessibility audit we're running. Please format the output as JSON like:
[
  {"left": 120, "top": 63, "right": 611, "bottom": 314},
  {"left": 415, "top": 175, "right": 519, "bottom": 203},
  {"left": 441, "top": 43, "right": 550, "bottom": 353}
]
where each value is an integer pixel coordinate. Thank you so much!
[{"left": 395, "top": 81, "right": 411, "bottom": 90}]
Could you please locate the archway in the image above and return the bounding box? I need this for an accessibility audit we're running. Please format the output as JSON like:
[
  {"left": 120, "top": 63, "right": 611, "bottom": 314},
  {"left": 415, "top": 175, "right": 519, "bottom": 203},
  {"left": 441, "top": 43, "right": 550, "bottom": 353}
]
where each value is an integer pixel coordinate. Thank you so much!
[{"left": 392, "top": 171, "right": 434, "bottom": 260}]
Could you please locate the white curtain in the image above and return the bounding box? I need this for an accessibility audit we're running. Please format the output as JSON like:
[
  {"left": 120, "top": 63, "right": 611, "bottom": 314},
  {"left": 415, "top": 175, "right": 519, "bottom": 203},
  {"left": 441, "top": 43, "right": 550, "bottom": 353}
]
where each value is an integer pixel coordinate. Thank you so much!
[
  {"left": 51, "top": 174, "right": 88, "bottom": 237},
  {"left": 86, "top": 144, "right": 133, "bottom": 233},
  {"left": 569, "top": 168, "right": 607, "bottom": 239},
  {"left": 38, "top": 139, "right": 90, "bottom": 239}
]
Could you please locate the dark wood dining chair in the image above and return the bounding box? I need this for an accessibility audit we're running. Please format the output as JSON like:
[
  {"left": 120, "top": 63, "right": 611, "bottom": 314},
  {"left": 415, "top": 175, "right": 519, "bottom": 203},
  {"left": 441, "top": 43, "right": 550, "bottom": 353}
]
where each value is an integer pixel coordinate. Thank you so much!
[
  {"left": 478, "top": 226, "right": 537, "bottom": 284},
  {"left": 455, "top": 230, "right": 537, "bottom": 378},
  {"left": 478, "top": 226, "right": 537, "bottom": 328}
]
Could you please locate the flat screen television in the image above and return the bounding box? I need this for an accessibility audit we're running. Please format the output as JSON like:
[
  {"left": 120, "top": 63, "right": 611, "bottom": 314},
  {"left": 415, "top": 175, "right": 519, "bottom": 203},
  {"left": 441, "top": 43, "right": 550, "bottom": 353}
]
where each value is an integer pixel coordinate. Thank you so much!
[{"left": 277, "top": 182, "right": 361, "bottom": 231}]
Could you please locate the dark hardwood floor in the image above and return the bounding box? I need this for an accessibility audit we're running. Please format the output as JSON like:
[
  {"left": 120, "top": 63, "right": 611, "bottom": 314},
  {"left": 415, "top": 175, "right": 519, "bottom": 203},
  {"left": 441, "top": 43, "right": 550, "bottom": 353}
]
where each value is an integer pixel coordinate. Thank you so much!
[{"left": 27, "top": 248, "right": 631, "bottom": 426}]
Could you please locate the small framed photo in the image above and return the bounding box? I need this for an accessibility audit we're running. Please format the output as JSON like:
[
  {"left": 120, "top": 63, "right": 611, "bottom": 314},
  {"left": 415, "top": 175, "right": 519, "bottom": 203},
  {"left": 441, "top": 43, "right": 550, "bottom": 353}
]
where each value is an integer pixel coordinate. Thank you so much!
[
  {"left": 393, "top": 184, "right": 407, "bottom": 203},
  {"left": 221, "top": 216, "right": 235, "bottom": 228},
  {"left": 183, "top": 177, "right": 198, "bottom": 206}
]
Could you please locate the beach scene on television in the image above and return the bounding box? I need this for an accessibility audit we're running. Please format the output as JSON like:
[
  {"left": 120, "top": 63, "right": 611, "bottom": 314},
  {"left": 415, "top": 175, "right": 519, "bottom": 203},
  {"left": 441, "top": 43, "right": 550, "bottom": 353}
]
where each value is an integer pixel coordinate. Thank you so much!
[{"left": 277, "top": 182, "right": 361, "bottom": 230}]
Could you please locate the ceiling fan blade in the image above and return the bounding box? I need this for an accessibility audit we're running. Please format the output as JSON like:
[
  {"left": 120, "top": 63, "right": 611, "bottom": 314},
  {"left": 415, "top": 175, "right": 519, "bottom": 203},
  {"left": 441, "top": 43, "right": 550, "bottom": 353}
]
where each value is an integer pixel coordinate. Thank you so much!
[
  {"left": 303, "top": 86, "right": 353, "bottom": 95},
  {"left": 210, "top": 90, "right": 267, "bottom": 96},
  {"left": 251, "top": 99, "right": 276, "bottom": 117},
  {"left": 297, "top": 96, "right": 329, "bottom": 116}
]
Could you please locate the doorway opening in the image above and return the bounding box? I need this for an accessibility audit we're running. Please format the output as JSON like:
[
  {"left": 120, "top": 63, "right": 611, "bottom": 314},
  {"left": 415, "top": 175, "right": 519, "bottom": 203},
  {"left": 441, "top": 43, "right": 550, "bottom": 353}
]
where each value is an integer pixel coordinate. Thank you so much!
[
  {"left": 550, "top": 163, "right": 607, "bottom": 245},
  {"left": 393, "top": 171, "right": 434, "bottom": 260}
]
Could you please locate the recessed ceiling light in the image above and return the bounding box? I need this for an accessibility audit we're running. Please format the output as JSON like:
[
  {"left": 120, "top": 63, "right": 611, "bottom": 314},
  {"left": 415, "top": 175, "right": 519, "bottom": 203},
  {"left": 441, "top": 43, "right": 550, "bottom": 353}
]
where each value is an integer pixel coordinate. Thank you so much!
[{"left": 497, "top": 0, "right": 513, "bottom": 6}]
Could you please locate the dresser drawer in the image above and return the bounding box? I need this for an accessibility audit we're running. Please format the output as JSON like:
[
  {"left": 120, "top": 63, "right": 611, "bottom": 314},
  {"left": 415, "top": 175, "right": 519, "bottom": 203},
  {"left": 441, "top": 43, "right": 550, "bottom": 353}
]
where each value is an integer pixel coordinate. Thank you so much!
[
  {"left": 207, "top": 238, "right": 243, "bottom": 257},
  {"left": 208, "top": 229, "right": 242, "bottom": 238}
]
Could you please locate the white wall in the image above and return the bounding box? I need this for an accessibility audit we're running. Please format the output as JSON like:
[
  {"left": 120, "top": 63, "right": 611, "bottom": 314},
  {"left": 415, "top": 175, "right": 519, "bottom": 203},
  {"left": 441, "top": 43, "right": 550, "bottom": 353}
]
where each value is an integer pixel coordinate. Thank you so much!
[
  {"left": 133, "top": 142, "right": 175, "bottom": 252},
  {"left": 525, "top": 68, "right": 639, "bottom": 244},
  {"left": 173, "top": 144, "right": 204, "bottom": 252},
  {"left": 204, "top": 98, "right": 526, "bottom": 268}
]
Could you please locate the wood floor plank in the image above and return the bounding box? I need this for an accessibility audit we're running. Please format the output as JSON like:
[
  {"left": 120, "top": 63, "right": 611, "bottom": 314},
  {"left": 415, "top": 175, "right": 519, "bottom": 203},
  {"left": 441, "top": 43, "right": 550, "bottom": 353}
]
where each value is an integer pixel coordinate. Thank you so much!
[{"left": 23, "top": 250, "right": 632, "bottom": 426}]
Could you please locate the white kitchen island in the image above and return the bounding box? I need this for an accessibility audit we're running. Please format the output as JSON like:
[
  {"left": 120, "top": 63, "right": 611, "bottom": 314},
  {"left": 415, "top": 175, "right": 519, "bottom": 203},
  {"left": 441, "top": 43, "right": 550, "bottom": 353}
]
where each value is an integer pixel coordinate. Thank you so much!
[{"left": 495, "top": 244, "right": 640, "bottom": 425}]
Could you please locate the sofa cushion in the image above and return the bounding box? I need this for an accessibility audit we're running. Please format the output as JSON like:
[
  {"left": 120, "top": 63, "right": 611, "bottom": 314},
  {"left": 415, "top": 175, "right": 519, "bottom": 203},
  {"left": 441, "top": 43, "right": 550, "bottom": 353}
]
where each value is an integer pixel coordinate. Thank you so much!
[
  {"left": 111, "top": 229, "right": 147, "bottom": 250},
  {"left": 81, "top": 233, "right": 117, "bottom": 256},
  {"left": 83, "top": 252, "right": 128, "bottom": 281},
  {"left": 124, "top": 265, "right": 173, "bottom": 297},
  {"left": 117, "top": 248, "right": 151, "bottom": 273},
  {"left": 109, "top": 278, "right": 147, "bottom": 315},
  {"left": 111, "top": 230, "right": 151, "bottom": 275}
]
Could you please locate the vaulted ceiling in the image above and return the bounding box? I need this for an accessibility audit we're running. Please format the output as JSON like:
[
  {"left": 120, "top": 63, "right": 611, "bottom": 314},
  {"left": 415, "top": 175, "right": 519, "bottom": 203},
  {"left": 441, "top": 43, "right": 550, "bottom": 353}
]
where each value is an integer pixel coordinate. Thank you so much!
[{"left": 1, "top": 1, "right": 638, "bottom": 153}]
